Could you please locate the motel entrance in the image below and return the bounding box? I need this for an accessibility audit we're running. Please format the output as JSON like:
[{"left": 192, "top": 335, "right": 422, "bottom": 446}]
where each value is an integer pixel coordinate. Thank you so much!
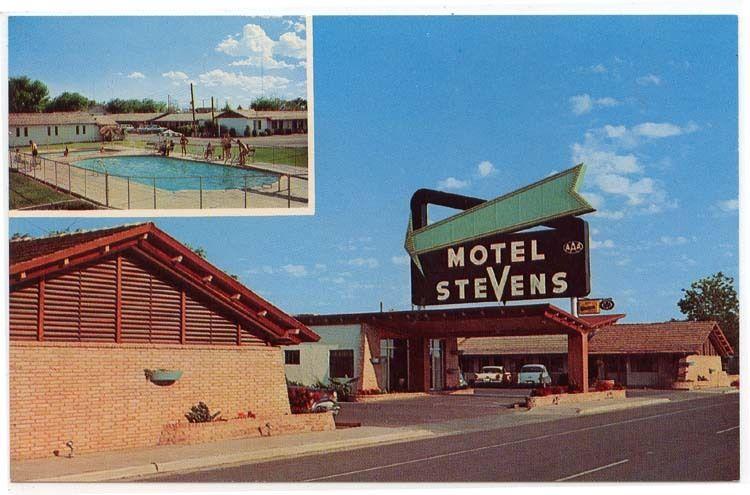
[{"left": 300, "top": 304, "right": 622, "bottom": 393}]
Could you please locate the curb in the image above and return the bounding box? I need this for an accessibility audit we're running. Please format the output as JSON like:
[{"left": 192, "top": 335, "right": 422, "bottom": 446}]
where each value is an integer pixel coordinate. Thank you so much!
[
  {"left": 575, "top": 398, "right": 671, "bottom": 415},
  {"left": 27, "top": 430, "right": 436, "bottom": 482}
]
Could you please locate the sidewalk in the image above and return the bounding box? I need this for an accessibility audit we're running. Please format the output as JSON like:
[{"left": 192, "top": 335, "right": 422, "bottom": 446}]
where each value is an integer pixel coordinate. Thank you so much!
[
  {"left": 11, "top": 426, "right": 435, "bottom": 482},
  {"left": 11, "top": 395, "right": 673, "bottom": 483}
]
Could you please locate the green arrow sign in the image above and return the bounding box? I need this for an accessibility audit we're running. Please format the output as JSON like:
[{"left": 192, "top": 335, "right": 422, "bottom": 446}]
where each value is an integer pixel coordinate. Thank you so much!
[{"left": 405, "top": 164, "right": 595, "bottom": 274}]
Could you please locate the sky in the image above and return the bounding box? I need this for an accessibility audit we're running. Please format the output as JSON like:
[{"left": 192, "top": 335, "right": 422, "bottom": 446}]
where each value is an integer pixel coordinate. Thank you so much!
[
  {"left": 8, "top": 16, "right": 308, "bottom": 109},
  {"left": 8, "top": 16, "right": 739, "bottom": 323}
]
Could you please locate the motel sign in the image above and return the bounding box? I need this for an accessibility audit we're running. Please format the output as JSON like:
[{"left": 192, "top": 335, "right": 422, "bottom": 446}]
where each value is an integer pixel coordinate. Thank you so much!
[
  {"left": 411, "top": 218, "right": 590, "bottom": 305},
  {"left": 406, "top": 165, "right": 594, "bottom": 306}
]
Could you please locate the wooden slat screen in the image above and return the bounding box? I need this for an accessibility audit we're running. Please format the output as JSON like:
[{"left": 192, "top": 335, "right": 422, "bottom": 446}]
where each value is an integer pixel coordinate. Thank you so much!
[
  {"left": 120, "top": 256, "right": 181, "bottom": 343},
  {"left": 44, "top": 259, "right": 117, "bottom": 342},
  {"left": 10, "top": 252, "right": 274, "bottom": 346},
  {"left": 9, "top": 283, "right": 39, "bottom": 340}
]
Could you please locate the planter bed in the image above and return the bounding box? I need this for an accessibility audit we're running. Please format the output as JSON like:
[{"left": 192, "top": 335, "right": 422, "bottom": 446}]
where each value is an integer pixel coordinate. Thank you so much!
[
  {"left": 353, "top": 392, "right": 429, "bottom": 402},
  {"left": 526, "top": 389, "right": 626, "bottom": 409},
  {"left": 158, "top": 412, "right": 335, "bottom": 446}
]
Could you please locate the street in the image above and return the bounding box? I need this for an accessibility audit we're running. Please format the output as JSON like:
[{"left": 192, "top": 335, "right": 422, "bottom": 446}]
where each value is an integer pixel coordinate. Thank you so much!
[{"left": 146, "top": 393, "right": 739, "bottom": 482}]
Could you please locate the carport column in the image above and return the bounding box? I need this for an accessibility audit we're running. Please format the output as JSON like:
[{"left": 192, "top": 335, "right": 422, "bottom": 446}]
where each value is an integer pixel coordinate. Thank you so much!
[
  {"left": 567, "top": 331, "right": 589, "bottom": 393},
  {"left": 408, "top": 337, "right": 431, "bottom": 392},
  {"left": 444, "top": 338, "right": 460, "bottom": 389}
]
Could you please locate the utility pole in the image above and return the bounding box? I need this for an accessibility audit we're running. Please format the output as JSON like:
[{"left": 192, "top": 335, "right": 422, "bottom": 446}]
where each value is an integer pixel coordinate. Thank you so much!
[
  {"left": 211, "top": 96, "right": 216, "bottom": 137},
  {"left": 167, "top": 94, "right": 170, "bottom": 112},
  {"left": 190, "top": 83, "right": 197, "bottom": 136}
]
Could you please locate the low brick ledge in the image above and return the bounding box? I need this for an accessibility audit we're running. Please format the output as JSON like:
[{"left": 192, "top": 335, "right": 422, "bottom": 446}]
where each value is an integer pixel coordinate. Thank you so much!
[
  {"left": 525, "top": 389, "right": 627, "bottom": 409},
  {"left": 158, "top": 413, "right": 335, "bottom": 446}
]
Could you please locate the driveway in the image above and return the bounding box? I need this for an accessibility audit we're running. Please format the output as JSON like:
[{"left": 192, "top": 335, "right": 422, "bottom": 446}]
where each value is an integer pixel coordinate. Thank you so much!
[{"left": 335, "top": 391, "right": 533, "bottom": 427}]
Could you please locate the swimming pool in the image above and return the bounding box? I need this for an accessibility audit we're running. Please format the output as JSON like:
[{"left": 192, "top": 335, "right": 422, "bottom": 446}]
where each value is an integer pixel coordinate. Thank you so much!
[{"left": 73, "top": 155, "right": 279, "bottom": 191}]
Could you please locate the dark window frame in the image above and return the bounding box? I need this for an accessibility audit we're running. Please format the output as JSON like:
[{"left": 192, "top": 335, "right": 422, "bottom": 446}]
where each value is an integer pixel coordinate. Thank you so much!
[
  {"left": 329, "top": 349, "right": 355, "bottom": 379},
  {"left": 284, "top": 349, "right": 301, "bottom": 365}
]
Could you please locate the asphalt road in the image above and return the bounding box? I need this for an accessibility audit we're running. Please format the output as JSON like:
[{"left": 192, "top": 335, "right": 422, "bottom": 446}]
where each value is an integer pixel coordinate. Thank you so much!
[{"left": 148, "top": 393, "right": 739, "bottom": 482}]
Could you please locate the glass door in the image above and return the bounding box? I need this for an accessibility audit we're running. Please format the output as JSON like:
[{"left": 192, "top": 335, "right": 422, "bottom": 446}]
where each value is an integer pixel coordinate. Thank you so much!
[{"left": 429, "top": 339, "right": 445, "bottom": 390}]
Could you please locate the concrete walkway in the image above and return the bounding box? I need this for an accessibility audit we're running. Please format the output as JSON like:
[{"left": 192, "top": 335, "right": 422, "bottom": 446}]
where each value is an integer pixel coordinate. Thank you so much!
[{"left": 11, "top": 394, "right": 676, "bottom": 483}]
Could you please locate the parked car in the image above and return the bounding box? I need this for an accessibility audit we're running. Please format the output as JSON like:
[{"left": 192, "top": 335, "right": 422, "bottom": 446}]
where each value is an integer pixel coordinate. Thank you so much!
[
  {"left": 287, "top": 385, "right": 341, "bottom": 416},
  {"left": 517, "top": 364, "right": 552, "bottom": 386},
  {"left": 119, "top": 124, "right": 135, "bottom": 133},
  {"left": 474, "top": 366, "right": 511, "bottom": 385},
  {"left": 138, "top": 125, "right": 167, "bottom": 134},
  {"left": 160, "top": 129, "right": 183, "bottom": 137}
]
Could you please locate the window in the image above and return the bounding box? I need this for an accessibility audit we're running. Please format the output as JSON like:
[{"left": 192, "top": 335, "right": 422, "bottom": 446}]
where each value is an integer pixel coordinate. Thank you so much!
[
  {"left": 47, "top": 126, "right": 51, "bottom": 136},
  {"left": 55, "top": 126, "right": 58, "bottom": 136},
  {"left": 15, "top": 128, "right": 19, "bottom": 137},
  {"left": 284, "top": 350, "right": 300, "bottom": 365},
  {"left": 76, "top": 126, "right": 80, "bottom": 135},
  {"left": 329, "top": 350, "right": 354, "bottom": 379},
  {"left": 24, "top": 127, "right": 28, "bottom": 137},
  {"left": 82, "top": 125, "right": 86, "bottom": 135}
]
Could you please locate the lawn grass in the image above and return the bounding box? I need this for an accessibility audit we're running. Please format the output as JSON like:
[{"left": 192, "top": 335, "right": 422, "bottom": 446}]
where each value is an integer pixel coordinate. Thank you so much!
[{"left": 10, "top": 171, "right": 77, "bottom": 209}]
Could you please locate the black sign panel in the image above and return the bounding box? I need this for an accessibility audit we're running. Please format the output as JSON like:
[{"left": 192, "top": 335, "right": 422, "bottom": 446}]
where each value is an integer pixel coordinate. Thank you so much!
[{"left": 411, "top": 218, "right": 590, "bottom": 306}]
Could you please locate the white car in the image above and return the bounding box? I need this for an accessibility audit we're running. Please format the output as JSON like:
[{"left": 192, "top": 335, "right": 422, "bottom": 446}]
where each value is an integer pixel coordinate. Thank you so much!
[
  {"left": 160, "top": 129, "right": 183, "bottom": 137},
  {"left": 474, "top": 366, "right": 511, "bottom": 385},
  {"left": 517, "top": 364, "right": 552, "bottom": 386}
]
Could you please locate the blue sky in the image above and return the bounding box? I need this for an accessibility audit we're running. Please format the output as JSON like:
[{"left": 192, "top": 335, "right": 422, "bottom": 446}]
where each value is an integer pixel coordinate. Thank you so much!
[
  {"left": 9, "top": 16, "right": 308, "bottom": 109},
  {"left": 9, "top": 16, "right": 738, "bottom": 322}
]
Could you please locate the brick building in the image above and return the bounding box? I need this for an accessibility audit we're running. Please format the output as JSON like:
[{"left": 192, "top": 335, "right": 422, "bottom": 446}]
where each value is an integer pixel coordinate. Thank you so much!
[{"left": 8, "top": 223, "right": 320, "bottom": 460}]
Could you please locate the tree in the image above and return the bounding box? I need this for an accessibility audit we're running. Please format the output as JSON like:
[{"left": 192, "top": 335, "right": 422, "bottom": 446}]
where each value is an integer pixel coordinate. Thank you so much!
[
  {"left": 222, "top": 102, "right": 232, "bottom": 112},
  {"left": 104, "top": 98, "right": 167, "bottom": 113},
  {"left": 45, "top": 92, "right": 93, "bottom": 112},
  {"left": 9, "top": 76, "right": 50, "bottom": 113},
  {"left": 186, "top": 244, "right": 207, "bottom": 259},
  {"left": 678, "top": 272, "right": 739, "bottom": 357}
]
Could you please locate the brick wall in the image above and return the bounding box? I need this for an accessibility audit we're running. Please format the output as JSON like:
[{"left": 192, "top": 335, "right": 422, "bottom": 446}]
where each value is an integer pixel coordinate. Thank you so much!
[{"left": 9, "top": 341, "right": 292, "bottom": 460}]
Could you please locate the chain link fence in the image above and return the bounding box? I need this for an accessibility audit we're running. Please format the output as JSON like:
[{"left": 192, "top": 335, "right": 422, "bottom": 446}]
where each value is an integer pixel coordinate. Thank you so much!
[{"left": 9, "top": 150, "right": 308, "bottom": 210}]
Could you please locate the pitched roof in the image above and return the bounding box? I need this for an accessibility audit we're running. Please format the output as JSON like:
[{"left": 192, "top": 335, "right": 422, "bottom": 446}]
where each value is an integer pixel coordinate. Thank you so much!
[
  {"left": 459, "top": 335, "right": 567, "bottom": 355},
  {"left": 9, "top": 222, "right": 318, "bottom": 345},
  {"left": 152, "top": 112, "right": 214, "bottom": 123},
  {"left": 216, "top": 109, "right": 307, "bottom": 120},
  {"left": 458, "top": 321, "right": 734, "bottom": 357},
  {"left": 588, "top": 321, "right": 733, "bottom": 356},
  {"left": 9, "top": 112, "right": 101, "bottom": 126},
  {"left": 104, "top": 112, "right": 166, "bottom": 122},
  {"left": 10, "top": 223, "right": 146, "bottom": 264},
  {"left": 93, "top": 115, "right": 118, "bottom": 127}
]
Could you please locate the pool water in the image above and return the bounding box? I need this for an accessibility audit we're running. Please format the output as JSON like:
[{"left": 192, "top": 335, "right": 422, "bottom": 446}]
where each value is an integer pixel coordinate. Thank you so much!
[{"left": 74, "top": 155, "right": 278, "bottom": 191}]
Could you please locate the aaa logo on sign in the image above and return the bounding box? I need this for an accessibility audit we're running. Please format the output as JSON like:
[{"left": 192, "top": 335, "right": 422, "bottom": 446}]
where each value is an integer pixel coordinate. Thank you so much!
[{"left": 563, "top": 240, "right": 584, "bottom": 255}]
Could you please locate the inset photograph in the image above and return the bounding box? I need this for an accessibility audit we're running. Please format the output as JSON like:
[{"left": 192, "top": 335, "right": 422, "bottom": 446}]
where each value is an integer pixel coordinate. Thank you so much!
[{"left": 8, "top": 16, "right": 312, "bottom": 213}]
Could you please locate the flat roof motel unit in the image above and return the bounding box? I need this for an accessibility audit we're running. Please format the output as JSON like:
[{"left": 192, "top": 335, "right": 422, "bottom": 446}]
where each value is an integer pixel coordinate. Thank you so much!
[
  {"left": 287, "top": 310, "right": 733, "bottom": 393},
  {"left": 8, "top": 223, "right": 322, "bottom": 460}
]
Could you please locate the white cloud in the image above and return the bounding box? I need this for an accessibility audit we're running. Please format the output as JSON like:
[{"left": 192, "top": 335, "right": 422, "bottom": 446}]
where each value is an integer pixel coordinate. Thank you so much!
[
  {"left": 197, "top": 69, "right": 291, "bottom": 96},
  {"left": 591, "top": 239, "right": 615, "bottom": 249},
  {"left": 347, "top": 257, "right": 379, "bottom": 269},
  {"left": 716, "top": 198, "right": 739, "bottom": 212},
  {"left": 477, "top": 160, "right": 495, "bottom": 177},
  {"left": 570, "top": 121, "right": 693, "bottom": 218},
  {"left": 569, "top": 94, "right": 619, "bottom": 115},
  {"left": 276, "top": 32, "right": 307, "bottom": 59},
  {"left": 437, "top": 177, "right": 470, "bottom": 190},
  {"left": 636, "top": 74, "right": 662, "bottom": 86},
  {"left": 660, "top": 236, "right": 688, "bottom": 246},
  {"left": 281, "top": 264, "right": 308, "bottom": 277},
  {"left": 633, "top": 122, "right": 697, "bottom": 138},
  {"left": 590, "top": 64, "right": 607, "bottom": 73},
  {"left": 216, "top": 23, "right": 307, "bottom": 69},
  {"left": 391, "top": 255, "right": 411, "bottom": 266},
  {"left": 127, "top": 71, "right": 145, "bottom": 79},
  {"left": 162, "top": 71, "right": 193, "bottom": 86}
]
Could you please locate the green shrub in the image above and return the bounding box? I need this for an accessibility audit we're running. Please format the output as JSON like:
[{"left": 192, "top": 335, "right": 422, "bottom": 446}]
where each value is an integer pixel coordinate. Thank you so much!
[{"left": 185, "top": 401, "right": 222, "bottom": 423}]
